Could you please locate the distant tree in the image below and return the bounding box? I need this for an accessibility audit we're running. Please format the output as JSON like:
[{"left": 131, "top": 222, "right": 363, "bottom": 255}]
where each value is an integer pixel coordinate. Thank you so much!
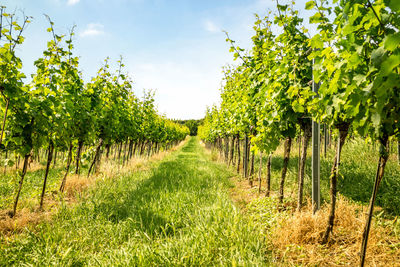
[
  {"left": 186, "top": 120, "right": 199, "bottom": 136},
  {"left": 174, "top": 119, "right": 202, "bottom": 136}
]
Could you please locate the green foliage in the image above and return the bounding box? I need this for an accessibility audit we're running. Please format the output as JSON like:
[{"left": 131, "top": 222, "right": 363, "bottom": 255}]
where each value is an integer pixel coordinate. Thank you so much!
[
  {"left": 200, "top": 0, "right": 400, "bottom": 158},
  {"left": 308, "top": 0, "right": 400, "bottom": 142},
  {"left": 175, "top": 119, "right": 202, "bottom": 136},
  {"left": 0, "top": 8, "right": 188, "bottom": 157},
  {"left": 200, "top": 4, "right": 315, "bottom": 154},
  {"left": 0, "top": 6, "right": 189, "bottom": 216}
]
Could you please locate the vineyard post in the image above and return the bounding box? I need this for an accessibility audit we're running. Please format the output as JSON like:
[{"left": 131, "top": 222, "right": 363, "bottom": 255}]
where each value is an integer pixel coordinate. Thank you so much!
[
  {"left": 243, "top": 135, "right": 249, "bottom": 179},
  {"left": 258, "top": 152, "right": 262, "bottom": 193},
  {"left": 312, "top": 64, "right": 320, "bottom": 214},
  {"left": 236, "top": 135, "right": 241, "bottom": 173},
  {"left": 324, "top": 124, "right": 327, "bottom": 158},
  {"left": 265, "top": 154, "right": 271, "bottom": 197},
  {"left": 397, "top": 139, "right": 399, "bottom": 165}
]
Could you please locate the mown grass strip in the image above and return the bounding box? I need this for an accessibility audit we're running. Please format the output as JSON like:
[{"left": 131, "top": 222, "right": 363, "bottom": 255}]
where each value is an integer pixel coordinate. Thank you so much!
[{"left": 1, "top": 137, "right": 270, "bottom": 266}]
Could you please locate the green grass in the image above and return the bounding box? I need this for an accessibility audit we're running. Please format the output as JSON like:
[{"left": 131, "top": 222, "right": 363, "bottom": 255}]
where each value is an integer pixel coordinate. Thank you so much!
[
  {"left": 0, "top": 166, "right": 65, "bottom": 211},
  {"left": 335, "top": 139, "right": 400, "bottom": 215},
  {"left": 1, "top": 137, "right": 271, "bottom": 266}
]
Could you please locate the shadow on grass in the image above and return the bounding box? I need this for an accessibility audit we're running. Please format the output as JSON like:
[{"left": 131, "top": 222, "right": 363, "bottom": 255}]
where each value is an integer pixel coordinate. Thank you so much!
[
  {"left": 338, "top": 160, "right": 400, "bottom": 216},
  {"left": 264, "top": 146, "right": 400, "bottom": 216}
]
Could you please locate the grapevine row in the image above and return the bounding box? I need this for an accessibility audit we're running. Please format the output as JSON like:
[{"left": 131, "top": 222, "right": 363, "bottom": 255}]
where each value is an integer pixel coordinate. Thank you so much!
[
  {"left": 199, "top": 0, "right": 399, "bottom": 265},
  {"left": 0, "top": 8, "right": 189, "bottom": 217}
]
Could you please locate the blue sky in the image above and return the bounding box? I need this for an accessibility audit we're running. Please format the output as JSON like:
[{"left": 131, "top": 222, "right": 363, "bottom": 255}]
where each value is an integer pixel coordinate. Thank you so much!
[{"left": 3, "top": 0, "right": 313, "bottom": 119}]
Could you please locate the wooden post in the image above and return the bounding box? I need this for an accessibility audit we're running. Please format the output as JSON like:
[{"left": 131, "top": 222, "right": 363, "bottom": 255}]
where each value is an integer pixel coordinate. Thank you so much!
[
  {"left": 243, "top": 135, "right": 249, "bottom": 178},
  {"left": 312, "top": 64, "right": 320, "bottom": 214},
  {"left": 397, "top": 139, "right": 400, "bottom": 165},
  {"left": 258, "top": 152, "right": 262, "bottom": 193},
  {"left": 324, "top": 124, "right": 327, "bottom": 158}
]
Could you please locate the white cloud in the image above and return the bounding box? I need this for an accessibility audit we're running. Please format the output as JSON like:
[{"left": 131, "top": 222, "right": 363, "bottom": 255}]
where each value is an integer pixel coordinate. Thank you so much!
[
  {"left": 67, "top": 0, "right": 80, "bottom": 5},
  {"left": 129, "top": 60, "right": 223, "bottom": 120},
  {"left": 79, "top": 23, "right": 105, "bottom": 37},
  {"left": 203, "top": 19, "right": 220, "bottom": 33}
]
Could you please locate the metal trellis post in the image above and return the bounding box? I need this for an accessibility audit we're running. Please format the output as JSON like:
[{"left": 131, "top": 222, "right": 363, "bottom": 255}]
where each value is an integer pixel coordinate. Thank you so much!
[{"left": 312, "top": 61, "right": 320, "bottom": 214}]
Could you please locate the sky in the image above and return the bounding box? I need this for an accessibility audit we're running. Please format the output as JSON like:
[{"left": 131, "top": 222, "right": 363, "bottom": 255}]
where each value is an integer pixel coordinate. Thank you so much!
[{"left": 2, "top": 0, "right": 313, "bottom": 120}]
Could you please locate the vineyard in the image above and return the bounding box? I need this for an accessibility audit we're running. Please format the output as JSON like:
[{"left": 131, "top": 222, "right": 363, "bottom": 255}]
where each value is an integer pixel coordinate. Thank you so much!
[
  {"left": 1, "top": 0, "right": 400, "bottom": 266},
  {"left": 0, "top": 7, "right": 188, "bottom": 219},
  {"left": 198, "top": 0, "right": 400, "bottom": 265}
]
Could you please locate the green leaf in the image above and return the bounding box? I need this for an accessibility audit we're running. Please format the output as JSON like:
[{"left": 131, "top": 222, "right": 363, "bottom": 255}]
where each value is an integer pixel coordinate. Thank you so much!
[
  {"left": 371, "top": 46, "right": 385, "bottom": 66},
  {"left": 309, "top": 13, "right": 322, "bottom": 24},
  {"left": 384, "top": 33, "right": 400, "bottom": 52},
  {"left": 305, "top": 1, "right": 315, "bottom": 10},
  {"left": 388, "top": 0, "right": 400, "bottom": 12},
  {"left": 381, "top": 54, "right": 400, "bottom": 76},
  {"left": 310, "top": 35, "right": 323, "bottom": 49},
  {"left": 371, "top": 112, "right": 381, "bottom": 128},
  {"left": 277, "top": 4, "right": 288, "bottom": 11},
  {"left": 353, "top": 74, "right": 366, "bottom": 86}
]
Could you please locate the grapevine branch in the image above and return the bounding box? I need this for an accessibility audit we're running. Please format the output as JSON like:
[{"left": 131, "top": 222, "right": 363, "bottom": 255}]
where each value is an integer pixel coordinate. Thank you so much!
[
  {"left": 223, "top": 31, "right": 251, "bottom": 68},
  {"left": 0, "top": 6, "right": 4, "bottom": 41},
  {"left": 11, "top": 14, "right": 30, "bottom": 51},
  {"left": 367, "top": 0, "right": 386, "bottom": 34}
]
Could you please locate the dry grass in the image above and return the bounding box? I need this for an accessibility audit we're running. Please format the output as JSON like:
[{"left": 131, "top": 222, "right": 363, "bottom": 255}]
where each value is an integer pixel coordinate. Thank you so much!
[
  {"left": 0, "top": 161, "right": 44, "bottom": 177},
  {"left": 272, "top": 198, "right": 400, "bottom": 266},
  {"left": 99, "top": 139, "right": 188, "bottom": 179},
  {"left": 229, "top": 176, "right": 262, "bottom": 209},
  {"left": 0, "top": 191, "right": 66, "bottom": 235},
  {"left": 27, "top": 161, "right": 46, "bottom": 172},
  {"left": 203, "top": 143, "right": 400, "bottom": 266},
  {"left": 62, "top": 140, "right": 189, "bottom": 197},
  {"left": 226, "top": 171, "right": 400, "bottom": 266},
  {"left": 0, "top": 208, "right": 53, "bottom": 236},
  {"left": 61, "top": 140, "right": 189, "bottom": 199},
  {"left": 63, "top": 174, "right": 97, "bottom": 198},
  {"left": 227, "top": 170, "right": 400, "bottom": 266}
]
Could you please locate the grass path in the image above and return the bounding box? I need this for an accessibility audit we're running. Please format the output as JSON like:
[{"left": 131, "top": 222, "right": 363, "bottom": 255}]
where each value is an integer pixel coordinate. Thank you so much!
[{"left": 1, "top": 137, "right": 270, "bottom": 266}]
